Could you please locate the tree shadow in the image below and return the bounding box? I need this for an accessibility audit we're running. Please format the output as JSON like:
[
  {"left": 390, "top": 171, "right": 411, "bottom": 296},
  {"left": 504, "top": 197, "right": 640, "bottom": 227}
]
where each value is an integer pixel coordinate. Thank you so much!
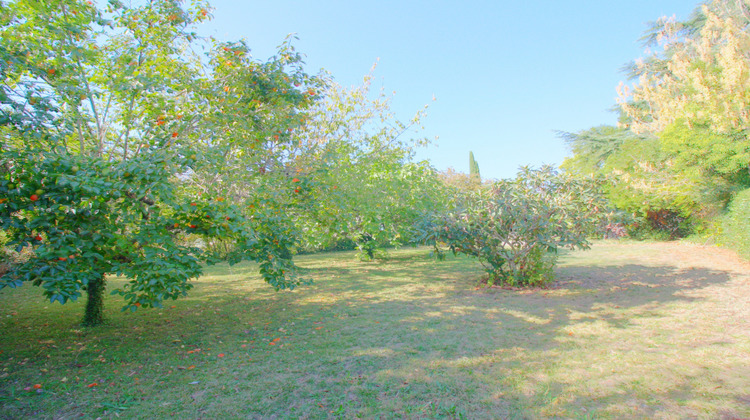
[
  {"left": 2, "top": 246, "right": 748, "bottom": 419},
  {"left": 264, "top": 253, "right": 748, "bottom": 418}
]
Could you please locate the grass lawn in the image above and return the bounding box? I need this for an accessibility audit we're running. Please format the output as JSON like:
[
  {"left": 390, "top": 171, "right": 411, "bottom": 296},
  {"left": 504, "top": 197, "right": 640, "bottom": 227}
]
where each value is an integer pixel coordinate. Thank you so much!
[{"left": 1, "top": 240, "right": 749, "bottom": 419}]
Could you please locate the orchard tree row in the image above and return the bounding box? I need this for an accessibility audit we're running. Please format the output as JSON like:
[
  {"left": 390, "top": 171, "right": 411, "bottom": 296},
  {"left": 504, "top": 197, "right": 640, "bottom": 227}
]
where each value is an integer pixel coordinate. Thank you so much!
[
  {"left": 561, "top": 0, "right": 750, "bottom": 240},
  {"left": 0, "top": 0, "right": 442, "bottom": 325},
  {"left": 0, "top": 0, "right": 615, "bottom": 327}
]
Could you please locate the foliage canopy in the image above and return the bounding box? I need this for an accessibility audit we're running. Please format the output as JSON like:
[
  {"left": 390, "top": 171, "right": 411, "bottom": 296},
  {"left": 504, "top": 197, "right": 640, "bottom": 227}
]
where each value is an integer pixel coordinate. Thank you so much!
[
  {"left": 0, "top": 0, "right": 319, "bottom": 325},
  {"left": 419, "top": 166, "right": 607, "bottom": 286}
]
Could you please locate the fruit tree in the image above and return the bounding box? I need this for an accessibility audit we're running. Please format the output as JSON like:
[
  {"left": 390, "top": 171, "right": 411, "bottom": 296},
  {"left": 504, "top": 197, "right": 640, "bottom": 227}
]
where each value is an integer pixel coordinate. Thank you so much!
[{"left": 0, "top": 0, "right": 320, "bottom": 325}]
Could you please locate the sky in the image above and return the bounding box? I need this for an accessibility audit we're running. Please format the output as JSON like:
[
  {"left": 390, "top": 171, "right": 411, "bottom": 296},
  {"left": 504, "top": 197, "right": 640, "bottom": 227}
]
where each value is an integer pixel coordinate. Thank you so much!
[{"left": 199, "top": 0, "right": 701, "bottom": 180}]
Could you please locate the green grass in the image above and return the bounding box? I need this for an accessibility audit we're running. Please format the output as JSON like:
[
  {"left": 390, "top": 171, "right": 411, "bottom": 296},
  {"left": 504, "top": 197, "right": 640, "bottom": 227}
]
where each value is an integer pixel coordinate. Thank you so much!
[{"left": 1, "top": 241, "right": 749, "bottom": 419}]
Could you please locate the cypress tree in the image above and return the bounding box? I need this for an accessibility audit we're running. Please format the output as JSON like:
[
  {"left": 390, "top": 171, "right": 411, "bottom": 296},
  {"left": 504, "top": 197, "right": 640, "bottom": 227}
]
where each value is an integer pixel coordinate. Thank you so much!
[{"left": 469, "top": 151, "right": 481, "bottom": 182}]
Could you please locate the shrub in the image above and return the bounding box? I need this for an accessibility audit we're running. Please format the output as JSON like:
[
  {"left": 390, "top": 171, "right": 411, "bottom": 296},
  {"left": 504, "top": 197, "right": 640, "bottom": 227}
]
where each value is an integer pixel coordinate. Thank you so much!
[
  {"left": 719, "top": 188, "right": 750, "bottom": 260},
  {"left": 624, "top": 208, "right": 695, "bottom": 240},
  {"left": 418, "top": 166, "right": 607, "bottom": 286}
]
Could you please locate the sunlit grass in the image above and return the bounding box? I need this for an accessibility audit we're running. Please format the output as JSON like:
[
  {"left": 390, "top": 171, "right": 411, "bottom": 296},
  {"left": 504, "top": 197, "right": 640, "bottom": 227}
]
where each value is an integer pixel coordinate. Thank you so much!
[{"left": 1, "top": 242, "right": 749, "bottom": 419}]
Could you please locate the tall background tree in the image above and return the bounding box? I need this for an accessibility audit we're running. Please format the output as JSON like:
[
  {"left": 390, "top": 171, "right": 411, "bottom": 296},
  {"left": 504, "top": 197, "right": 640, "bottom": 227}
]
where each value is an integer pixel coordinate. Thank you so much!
[
  {"left": 469, "top": 150, "right": 481, "bottom": 183},
  {"left": 563, "top": 0, "right": 750, "bottom": 240},
  {"left": 617, "top": 0, "right": 750, "bottom": 183}
]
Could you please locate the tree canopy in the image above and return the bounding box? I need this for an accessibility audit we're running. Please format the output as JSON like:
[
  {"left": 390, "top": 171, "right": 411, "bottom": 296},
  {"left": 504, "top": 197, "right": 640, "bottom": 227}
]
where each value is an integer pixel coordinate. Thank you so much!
[
  {"left": 0, "top": 0, "right": 320, "bottom": 325},
  {"left": 563, "top": 0, "right": 750, "bottom": 239},
  {"left": 0, "top": 0, "right": 444, "bottom": 325}
]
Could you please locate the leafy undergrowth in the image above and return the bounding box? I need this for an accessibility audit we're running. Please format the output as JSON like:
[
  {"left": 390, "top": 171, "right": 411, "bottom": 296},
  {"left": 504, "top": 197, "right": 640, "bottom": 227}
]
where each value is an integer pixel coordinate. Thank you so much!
[{"left": 1, "top": 242, "right": 749, "bottom": 419}]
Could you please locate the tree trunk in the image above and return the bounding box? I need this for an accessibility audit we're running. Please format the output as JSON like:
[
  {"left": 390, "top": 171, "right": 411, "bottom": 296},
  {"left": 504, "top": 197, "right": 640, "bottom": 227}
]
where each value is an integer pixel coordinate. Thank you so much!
[{"left": 82, "top": 275, "right": 107, "bottom": 326}]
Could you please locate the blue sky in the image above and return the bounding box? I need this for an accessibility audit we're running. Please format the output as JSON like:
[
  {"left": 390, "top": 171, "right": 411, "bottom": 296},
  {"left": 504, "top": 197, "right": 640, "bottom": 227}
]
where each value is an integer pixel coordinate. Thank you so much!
[{"left": 200, "top": 0, "right": 700, "bottom": 180}]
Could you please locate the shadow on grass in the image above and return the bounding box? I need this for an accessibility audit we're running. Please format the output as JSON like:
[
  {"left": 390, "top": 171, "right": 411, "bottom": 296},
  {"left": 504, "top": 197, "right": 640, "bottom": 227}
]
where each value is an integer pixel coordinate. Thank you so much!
[
  {"left": 1, "top": 245, "right": 748, "bottom": 419},
  {"left": 281, "top": 253, "right": 743, "bottom": 418},
  {"left": 177, "top": 249, "right": 744, "bottom": 418}
]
